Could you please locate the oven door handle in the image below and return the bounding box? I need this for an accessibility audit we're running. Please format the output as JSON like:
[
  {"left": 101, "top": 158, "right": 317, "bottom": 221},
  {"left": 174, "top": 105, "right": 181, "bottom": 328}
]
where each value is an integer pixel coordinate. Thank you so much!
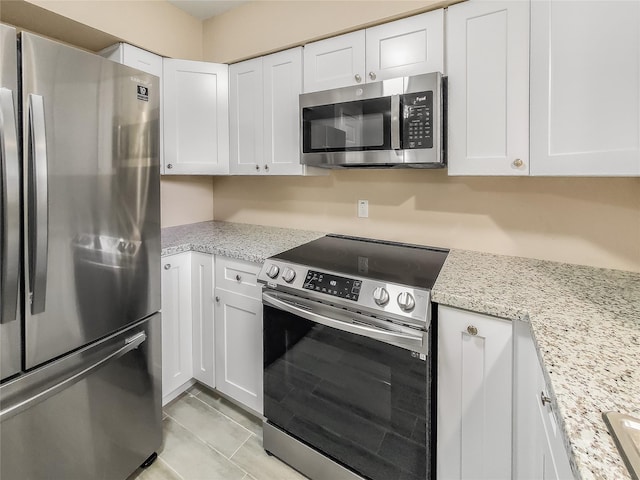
[{"left": 263, "top": 291, "right": 426, "bottom": 353}]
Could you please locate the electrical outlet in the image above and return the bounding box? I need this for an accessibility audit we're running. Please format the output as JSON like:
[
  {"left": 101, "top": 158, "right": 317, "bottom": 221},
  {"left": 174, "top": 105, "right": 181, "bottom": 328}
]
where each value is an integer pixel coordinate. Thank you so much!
[{"left": 358, "top": 200, "right": 368, "bottom": 218}]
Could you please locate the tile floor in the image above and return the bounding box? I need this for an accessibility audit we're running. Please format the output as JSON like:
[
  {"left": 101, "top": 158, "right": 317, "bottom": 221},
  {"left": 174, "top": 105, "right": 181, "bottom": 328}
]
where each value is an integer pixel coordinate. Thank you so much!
[{"left": 129, "top": 385, "right": 308, "bottom": 480}]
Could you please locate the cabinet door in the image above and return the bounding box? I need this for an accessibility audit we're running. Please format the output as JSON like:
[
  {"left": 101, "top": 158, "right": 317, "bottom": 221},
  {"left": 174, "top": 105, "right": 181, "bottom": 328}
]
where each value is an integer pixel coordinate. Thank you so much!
[
  {"left": 161, "top": 254, "right": 193, "bottom": 401},
  {"left": 229, "top": 57, "right": 264, "bottom": 175},
  {"left": 366, "top": 9, "right": 444, "bottom": 83},
  {"left": 303, "top": 30, "right": 366, "bottom": 92},
  {"left": 163, "top": 59, "right": 229, "bottom": 175},
  {"left": 437, "top": 306, "right": 513, "bottom": 480},
  {"left": 530, "top": 1, "right": 640, "bottom": 176},
  {"left": 191, "top": 252, "right": 214, "bottom": 389},
  {"left": 446, "top": 0, "right": 529, "bottom": 176},
  {"left": 264, "top": 47, "right": 304, "bottom": 175},
  {"left": 214, "top": 290, "right": 263, "bottom": 414}
]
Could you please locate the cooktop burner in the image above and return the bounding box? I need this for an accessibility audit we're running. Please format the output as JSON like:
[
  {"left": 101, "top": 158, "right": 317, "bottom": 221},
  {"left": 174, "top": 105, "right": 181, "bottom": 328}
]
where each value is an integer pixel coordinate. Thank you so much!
[
  {"left": 258, "top": 235, "right": 449, "bottom": 327},
  {"left": 273, "top": 234, "right": 449, "bottom": 289}
]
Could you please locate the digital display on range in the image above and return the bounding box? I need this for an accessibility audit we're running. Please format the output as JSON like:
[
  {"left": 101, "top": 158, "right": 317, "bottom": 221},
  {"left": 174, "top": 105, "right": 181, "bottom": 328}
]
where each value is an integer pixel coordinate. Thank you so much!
[{"left": 303, "top": 270, "right": 361, "bottom": 301}]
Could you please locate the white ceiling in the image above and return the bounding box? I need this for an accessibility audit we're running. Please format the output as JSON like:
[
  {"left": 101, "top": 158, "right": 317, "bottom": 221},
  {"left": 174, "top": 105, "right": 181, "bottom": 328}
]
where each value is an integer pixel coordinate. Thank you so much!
[{"left": 167, "top": 0, "right": 249, "bottom": 20}]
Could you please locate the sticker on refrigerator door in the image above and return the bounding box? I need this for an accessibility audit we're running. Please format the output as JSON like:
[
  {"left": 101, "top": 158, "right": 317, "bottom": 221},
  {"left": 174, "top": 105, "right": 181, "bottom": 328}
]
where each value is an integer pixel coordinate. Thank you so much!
[{"left": 137, "top": 85, "right": 149, "bottom": 102}]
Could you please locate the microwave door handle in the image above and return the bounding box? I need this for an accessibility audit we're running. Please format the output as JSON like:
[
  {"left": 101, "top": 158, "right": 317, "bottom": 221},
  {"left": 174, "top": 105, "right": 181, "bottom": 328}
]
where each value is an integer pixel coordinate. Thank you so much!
[
  {"left": 390, "top": 94, "right": 401, "bottom": 150},
  {"left": 28, "top": 94, "right": 49, "bottom": 315},
  {"left": 263, "top": 291, "right": 425, "bottom": 352},
  {"left": 0, "top": 88, "right": 20, "bottom": 324}
]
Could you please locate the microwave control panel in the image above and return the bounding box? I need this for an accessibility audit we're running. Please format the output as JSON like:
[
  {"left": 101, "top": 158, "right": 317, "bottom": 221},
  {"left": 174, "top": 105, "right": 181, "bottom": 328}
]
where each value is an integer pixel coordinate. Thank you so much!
[{"left": 402, "top": 91, "right": 433, "bottom": 149}]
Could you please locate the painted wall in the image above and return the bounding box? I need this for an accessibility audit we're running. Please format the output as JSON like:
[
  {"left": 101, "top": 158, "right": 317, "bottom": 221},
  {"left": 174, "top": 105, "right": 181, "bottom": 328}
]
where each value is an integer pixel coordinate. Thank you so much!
[
  {"left": 203, "top": 0, "right": 456, "bottom": 63},
  {"left": 205, "top": 2, "right": 640, "bottom": 273}
]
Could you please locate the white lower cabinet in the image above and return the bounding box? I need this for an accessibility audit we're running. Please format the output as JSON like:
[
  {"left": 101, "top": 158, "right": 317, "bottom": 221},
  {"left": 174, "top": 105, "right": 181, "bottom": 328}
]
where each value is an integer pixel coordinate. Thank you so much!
[
  {"left": 514, "top": 321, "right": 573, "bottom": 480},
  {"left": 214, "top": 257, "right": 263, "bottom": 414},
  {"left": 161, "top": 253, "right": 194, "bottom": 404},
  {"left": 437, "top": 305, "right": 513, "bottom": 480},
  {"left": 191, "top": 252, "right": 215, "bottom": 389}
]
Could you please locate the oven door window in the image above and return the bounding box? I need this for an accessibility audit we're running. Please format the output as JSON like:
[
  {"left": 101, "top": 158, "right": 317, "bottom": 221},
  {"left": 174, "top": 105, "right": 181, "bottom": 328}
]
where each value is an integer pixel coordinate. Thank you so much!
[
  {"left": 264, "top": 305, "right": 430, "bottom": 480},
  {"left": 302, "top": 97, "right": 391, "bottom": 153}
]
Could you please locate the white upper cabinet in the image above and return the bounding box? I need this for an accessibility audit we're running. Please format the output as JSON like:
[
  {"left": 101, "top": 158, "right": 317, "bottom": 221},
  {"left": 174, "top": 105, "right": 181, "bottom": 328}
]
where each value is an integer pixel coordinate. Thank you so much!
[
  {"left": 163, "top": 59, "right": 229, "bottom": 175},
  {"left": 263, "top": 48, "right": 305, "bottom": 175},
  {"left": 230, "top": 47, "right": 322, "bottom": 175},
  {"left": 229, "top": 57, "right": 264, "bottom": 175},
  {"left": 446, "top": 0, "right": 530, "bottom": 176},
  {"left": 304, "top": 10, "right": 444, "bottom": 93},
  {"left": 365, "top": 9, "right": 444, "bottom": 82},
  {"left": 303, "top": 31, "right": 366, "bottom": 93},
  {"left": 530, "top": 0, "right": 640, "bottom": 176},
  {"left": 100, "top": 42, "right": 163, "bottom": 77}
]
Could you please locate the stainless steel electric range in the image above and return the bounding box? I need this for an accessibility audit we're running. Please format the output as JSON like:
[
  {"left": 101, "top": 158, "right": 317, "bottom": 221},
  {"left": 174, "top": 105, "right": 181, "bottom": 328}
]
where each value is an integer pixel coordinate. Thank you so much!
[{"left": 258, "top": 234, "right": 449, "bottom": 480}]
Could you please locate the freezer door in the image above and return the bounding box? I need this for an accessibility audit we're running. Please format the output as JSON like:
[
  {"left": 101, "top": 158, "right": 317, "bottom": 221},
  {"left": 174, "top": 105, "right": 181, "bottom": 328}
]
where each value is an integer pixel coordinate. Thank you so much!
[
  {"left": 0, "top": 23, "right": 22, "bottom": 381},
  {"left": 20, "top": 32, "right": 161, "bottom": 369},
  {"left": 0, "top": 314, "right": 162, "bottom": 479}
]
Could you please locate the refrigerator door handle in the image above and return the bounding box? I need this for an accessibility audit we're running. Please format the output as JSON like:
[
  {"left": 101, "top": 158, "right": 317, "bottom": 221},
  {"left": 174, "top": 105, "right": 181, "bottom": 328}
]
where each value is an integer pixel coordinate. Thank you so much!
[
  {"left": 0, "top": 88, "right": 20, "bottom": 324},
  {"left": 0, "top": 331, "right": 147, "bottom": 422},
  {"left": 27, "top": 94, "right": 49, "bottom": 315}
]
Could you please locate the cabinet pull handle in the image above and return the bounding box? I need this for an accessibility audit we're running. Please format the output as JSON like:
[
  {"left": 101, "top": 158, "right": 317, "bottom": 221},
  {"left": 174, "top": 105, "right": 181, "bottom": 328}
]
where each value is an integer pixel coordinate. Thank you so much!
[
  {"left": 167, "top": 163, "right": 173, "bottom": 169},
  {"left": 164, "top": 264, "right": 171, "bottom": 270},
  {"left": 235, "top": 274, "right": 242, "bottom": 282},
  {"left": 354, "top": 74, "right": 362, "bottom": 83},
  {"left": 512, "top": 158, "right": 524, "bottom": 168},
  {"left": 215, "top": 296, "right": 220, "bottom": 303},
  {"left": 540, "top": 392, "right": 552, "bottom": 407},
  {"left": 255, "top": 164, "right": 260, "bottom": 171},
  {"left": 466, "top": 325, "right": 478, "bottom": 336},
  {"left": 369, "top": 72, "right": 376, "bottom": 81},
  {"left": 264, "top": 164, "right": 269, "bottom": 171}
]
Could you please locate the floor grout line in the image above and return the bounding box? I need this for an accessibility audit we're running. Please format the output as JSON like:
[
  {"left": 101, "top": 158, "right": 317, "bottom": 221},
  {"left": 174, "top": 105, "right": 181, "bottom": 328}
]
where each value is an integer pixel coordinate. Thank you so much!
[
  {"left": 156, "top": 457, "right": 186, "bottom": 480},
  {"left": 163, "top": 411, "right": 251, "bottom": 478},
  {"left": 189, "top": 392, "right": 260, "bottom": 438},
  {"left": 229, "top": 434, "right": 251, "bottom": 460}
]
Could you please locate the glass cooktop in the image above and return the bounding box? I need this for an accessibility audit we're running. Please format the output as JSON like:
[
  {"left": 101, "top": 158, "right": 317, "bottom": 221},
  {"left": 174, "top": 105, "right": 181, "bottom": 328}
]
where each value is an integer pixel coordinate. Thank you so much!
[{"left": 272, "top": 234, "right": 449, "bottom": 289}]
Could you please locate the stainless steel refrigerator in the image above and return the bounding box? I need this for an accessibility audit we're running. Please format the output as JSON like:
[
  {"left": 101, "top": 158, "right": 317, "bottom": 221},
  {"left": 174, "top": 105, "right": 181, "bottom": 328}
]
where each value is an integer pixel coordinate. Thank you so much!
[{"left": 0, "top": 24, "right": 162, "bottom": 478}]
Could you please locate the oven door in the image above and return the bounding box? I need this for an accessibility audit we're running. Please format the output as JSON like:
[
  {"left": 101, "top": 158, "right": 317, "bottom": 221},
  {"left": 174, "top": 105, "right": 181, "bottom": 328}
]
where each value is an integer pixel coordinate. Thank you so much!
[{"left": 263, "top": 290, "right": 432, "bottom": 480}]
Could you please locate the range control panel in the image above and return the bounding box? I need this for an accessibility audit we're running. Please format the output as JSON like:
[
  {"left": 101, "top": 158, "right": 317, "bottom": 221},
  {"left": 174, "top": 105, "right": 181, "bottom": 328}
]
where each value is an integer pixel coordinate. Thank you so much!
[
  {"left": 258, "top": 260, "right": 431, "bottom": 328},
  {"left": 303, "top": 270, "right": 362, "bottom": 301},
  {"left": 402, "top": 91, "right": 433, "bottom": 150}
]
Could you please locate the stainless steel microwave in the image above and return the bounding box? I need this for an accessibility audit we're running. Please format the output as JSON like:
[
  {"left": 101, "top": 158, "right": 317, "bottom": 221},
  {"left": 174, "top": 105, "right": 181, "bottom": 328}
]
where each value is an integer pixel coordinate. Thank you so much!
[{"left": 300, "top": 72, "right": 445, "bottom": 169}]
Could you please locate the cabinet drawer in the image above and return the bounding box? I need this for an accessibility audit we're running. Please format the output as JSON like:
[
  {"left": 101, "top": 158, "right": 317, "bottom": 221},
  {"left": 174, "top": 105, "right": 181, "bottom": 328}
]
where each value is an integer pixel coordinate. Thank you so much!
[{"left": 215, "top": 256, "right": 261, "bottom": 299}]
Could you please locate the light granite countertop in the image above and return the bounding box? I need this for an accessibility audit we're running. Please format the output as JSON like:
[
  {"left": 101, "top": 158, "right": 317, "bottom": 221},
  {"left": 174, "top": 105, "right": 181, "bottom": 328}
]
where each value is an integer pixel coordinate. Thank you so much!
[
  {"left": 162, "top": 221, "right": 640, "bottom": 480},
  {"left": 432, "top": 250, "right": 640, "bottom": 480},
  {"left": 161, "top": 220, "right": 325, "bottom": 263}
]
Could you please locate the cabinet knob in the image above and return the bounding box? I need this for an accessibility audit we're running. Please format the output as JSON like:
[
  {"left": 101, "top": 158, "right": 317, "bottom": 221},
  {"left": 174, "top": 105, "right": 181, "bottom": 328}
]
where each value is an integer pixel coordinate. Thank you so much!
[
  {"left": 264, "top": 164, "right": 269, "bottom": 171},
  {"left": 512, "top": 158, "right": 524, "bottom": 168},
  {"left": 255, "top": 164, "right": 260, "bottom": 171},
  {"left": 467, "top": 325, "right": 478, "bottom": 336},
  {"left": 369, "top": 72, "right": 376, "bottom": 81},
  {"left": 215, "top": 296, "right": 220, "bottom": 303},
  {"left": 540, "top": 391, "right": 552, "bottom": 407},
  {"left": 167, "top": 163, "right": 173, "bottom": 169},
  {"left": 164, "top": 264, "right": 171, "bottom": 270},
  {"left": 235, "top": 274, "right": 242, "bottom": 282},
  {"left": 354, "top": 74, "right": 362, "bottom": 83}
]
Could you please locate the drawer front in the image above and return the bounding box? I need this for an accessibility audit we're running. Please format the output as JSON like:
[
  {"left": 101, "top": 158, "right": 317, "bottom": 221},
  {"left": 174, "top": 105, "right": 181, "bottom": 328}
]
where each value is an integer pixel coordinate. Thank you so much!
[{"left": 215, "top": 256, "right": 261, "bottom": 299}]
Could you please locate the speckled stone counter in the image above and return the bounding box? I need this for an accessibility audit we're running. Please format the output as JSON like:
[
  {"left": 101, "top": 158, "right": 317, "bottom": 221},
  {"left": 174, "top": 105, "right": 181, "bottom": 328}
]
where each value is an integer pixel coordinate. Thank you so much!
[
  {"left": 432, "top": 250, "right": 640, "bottom": 480},
  {"left": 161, "top": 220, "right": 325, "bottom": 263}
]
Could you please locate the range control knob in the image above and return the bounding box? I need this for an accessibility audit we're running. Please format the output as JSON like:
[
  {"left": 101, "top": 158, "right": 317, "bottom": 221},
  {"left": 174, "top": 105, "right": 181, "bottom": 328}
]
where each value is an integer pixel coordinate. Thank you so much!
[
  {"left": 266, "top": 264, "right": 280, "bottom": 279},
  {"left": 397, "top": 292, "right": 415, "bottom": 312},
  {"left": 282, "top": 268, "right": 296, "bottom": 283},
  {"left": 372, "top": 287, "right": 390, "bottom": 306}
]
